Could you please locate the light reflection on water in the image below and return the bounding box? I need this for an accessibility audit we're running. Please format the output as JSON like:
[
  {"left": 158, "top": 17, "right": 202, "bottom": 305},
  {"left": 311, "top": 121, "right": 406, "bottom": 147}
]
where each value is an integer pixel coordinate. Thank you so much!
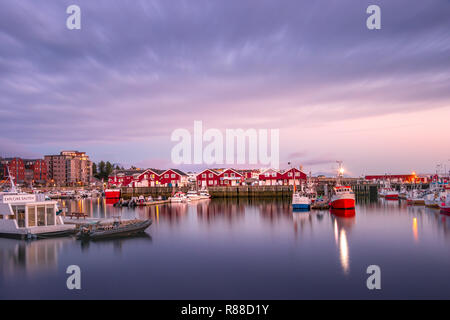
[{"left": 1, "top": 198, "right": 450, "bottom": 299}]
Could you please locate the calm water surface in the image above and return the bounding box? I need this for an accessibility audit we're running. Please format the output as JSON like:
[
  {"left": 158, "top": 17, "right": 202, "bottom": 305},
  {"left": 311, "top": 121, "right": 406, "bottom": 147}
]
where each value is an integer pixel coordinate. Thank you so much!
[{"left": 1, "top": 198, "right": 450, "bottom": 299}]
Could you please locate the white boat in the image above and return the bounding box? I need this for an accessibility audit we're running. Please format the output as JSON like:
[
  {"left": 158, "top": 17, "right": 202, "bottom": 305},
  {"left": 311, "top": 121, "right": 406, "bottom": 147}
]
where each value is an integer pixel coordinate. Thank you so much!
[
  {"left": 198, "top": 190, "right": 211, "bottom": 199},
  {"left": 440, "top": 195, "right": 450, "bottom": 215},
  {"left": 379, "top": 181, "right": 399, "bottom": 200},
  {"left": 292, "top": 191, "right": 311, "bottom": 211},
  {"left": 399, "top": 185, "right": 408, "bottom": 199},
  {"left": 186, "top": 190, "right": 201, "bottom": 201},
  {"left": 169, "top": 192, "right": 188, "bottom": 203},
  {"left": 0, "top": 192, "right": 75, "bottom": 240},
  {"left": 406, "top": 189, "right": 425, "bottom": 205}
]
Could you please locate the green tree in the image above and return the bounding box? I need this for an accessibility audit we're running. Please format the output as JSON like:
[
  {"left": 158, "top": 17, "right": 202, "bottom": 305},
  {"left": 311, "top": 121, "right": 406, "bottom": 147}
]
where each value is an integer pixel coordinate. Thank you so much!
[{"left": 105, "top": 161, "right": 113, "bottom": 179}]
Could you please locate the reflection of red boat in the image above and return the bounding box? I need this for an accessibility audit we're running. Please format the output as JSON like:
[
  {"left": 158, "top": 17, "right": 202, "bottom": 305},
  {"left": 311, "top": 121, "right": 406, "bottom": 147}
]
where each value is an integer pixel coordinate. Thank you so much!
[
  {"left": 331, "top": 208, "right": 356, "bottom": 217},
  {"left": 105, "top": 198, "right": 118, "bottom": 205}
]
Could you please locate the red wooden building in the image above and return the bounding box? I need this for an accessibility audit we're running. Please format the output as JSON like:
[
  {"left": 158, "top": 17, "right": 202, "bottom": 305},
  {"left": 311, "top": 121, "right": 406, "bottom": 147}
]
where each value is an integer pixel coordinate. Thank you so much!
[
  {"left": 259, "top": 168, "right": 307, "bottom": 186},
  {"left": 158, "top": 169, "right": 188, "bottom": 187},
  {"left": 196, "top": 169, "right": 220, "bottom": 187},
  {"left": 217, "top": 168, "right": 245, "bottom": 186}
]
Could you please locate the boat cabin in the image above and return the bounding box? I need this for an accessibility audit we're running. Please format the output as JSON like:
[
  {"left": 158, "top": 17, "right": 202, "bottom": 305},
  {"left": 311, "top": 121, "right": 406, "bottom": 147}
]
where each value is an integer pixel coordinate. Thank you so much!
[{"left": 0, "top": 193, "right": 74, "bottom": 239}]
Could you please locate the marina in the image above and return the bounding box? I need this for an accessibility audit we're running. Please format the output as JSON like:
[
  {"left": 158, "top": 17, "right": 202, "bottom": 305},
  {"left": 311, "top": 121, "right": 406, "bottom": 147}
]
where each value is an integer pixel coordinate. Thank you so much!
[{"left": 1, "top": 196, "right": 450, "bottom": 299}]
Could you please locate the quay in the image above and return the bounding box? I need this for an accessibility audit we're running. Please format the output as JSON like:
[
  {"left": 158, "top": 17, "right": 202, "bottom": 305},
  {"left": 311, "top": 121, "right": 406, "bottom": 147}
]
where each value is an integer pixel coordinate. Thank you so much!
[{"left": 120, "top": 183, "right": 382, "bottom": 199}]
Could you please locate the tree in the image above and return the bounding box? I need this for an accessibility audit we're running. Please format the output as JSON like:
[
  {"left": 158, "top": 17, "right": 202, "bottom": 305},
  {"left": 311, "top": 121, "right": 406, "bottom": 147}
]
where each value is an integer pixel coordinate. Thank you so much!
[{"left": 105, "top": 161, "right": 113, "bottom": 179}]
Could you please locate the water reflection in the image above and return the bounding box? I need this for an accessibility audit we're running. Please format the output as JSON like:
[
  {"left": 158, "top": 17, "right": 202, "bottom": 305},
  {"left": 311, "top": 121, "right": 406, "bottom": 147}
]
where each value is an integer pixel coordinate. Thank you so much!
[
  {"left": 0, "top": 238, "right": 70, "bottom": 277},
  {"left": 331, "top": 212, "right": 355, "bottom": 275},
  {"left": 3, "top": 198, "right": 450, "bottom": 299}
]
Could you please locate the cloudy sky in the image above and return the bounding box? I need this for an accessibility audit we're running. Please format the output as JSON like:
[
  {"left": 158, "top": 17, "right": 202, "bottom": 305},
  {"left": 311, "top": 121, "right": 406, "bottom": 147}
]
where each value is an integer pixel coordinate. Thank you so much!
[{"left": 0, "top": 0, "right": 449, "bottom": 175}]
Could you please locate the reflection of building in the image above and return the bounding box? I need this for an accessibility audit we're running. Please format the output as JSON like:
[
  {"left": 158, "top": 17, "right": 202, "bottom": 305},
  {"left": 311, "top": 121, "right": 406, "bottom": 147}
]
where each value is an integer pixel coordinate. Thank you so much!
[
  {"left": 0, "top": 238, "right": 68, "bottom": 277},
  {"left": 45, "top": 151, "right": 92, "bottom": 186},
  {"left": 196, "top": 199, "right": 245, "bottom": 222}
]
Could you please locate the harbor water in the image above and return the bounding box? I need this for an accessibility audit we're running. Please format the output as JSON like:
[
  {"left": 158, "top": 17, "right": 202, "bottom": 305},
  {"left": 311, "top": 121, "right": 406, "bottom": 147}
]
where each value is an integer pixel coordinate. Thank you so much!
[{"left": 1, "top": 198, "right": 450, "bottom": 299}]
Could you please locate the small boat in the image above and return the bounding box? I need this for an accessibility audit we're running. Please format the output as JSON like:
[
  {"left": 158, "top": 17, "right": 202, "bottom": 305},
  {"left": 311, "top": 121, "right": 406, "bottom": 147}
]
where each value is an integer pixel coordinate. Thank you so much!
[
  {"left": 199, "top": 190, "right": 211, "bottom": 199},
  {"left": 406, "top": 189, "right": 425, "bottom": 205},
  {"left": 169, "top": 191, "right": 188, "bottom": 203},
  {"left": 311, "top": 196, "right": 330, "bottom": 210},
  {"left": 330, "top": 162, "right": 355, "bottom": 210},
  {"left": 76, "top": 219, "right": 152, "bottom": 240},
  {"left": 137, "top": 195, "right": 146, "bottom": 206},
  {"left": 424, "top": 191, "right": 441, "bottom": 208},
  {"left": 399, "top": 185, "right": 408, "bottom": 199},
  {"left": 440, "top": 196, "right": 450, "bottom": 215},
  {"left": 379, "top": 180, "right": 399, "bottom": 200},
  {"left": 186, "top": 190, "right": 201, "bottom": 201},
  {"left": 292, "top": 191, "right": 311, "bottom": 211}
]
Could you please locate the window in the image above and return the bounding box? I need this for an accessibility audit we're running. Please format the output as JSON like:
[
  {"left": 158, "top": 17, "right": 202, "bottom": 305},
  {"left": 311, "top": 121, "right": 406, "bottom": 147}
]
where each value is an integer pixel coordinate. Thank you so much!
[
  {"left": 202, "top": 174, "right": 206, "bottom": 178},
  {"left": 46, "top": 206, "right": 55, "bottom": 226},
  {"left": 171, "top": 174, "right": 176, "bottom": 178},
  {"left": 209, "top": 174, "right": 213, "bottom": 178},
  {"left": 265, "top": 173, "right": 270, "bottom": 177},
  {"left": 28, "top": 207, "right": 36, "bottom": 227},
  {"left": 11, "top": 205, "right": 25, "bottom": 228},
  {"left": 295, "top": 172, "right": 300, "bottom": 177},
  {"left": 165, "top": 174, "right": 169, "bottom": 178},
  {"left": 272, "top": 173, "right": 276, "bottom": 177},
  {"left": 288, "top": 172, "right": 293, "bottom": 177},
  {"left": 37, "top": 206, "right": 45, "bottom": 226},
  {"left": 224, "top": 173, "right": 228, "bottom": 177},
  {"left": 231, "top": 173, "right": 235, "bottom": 177}
]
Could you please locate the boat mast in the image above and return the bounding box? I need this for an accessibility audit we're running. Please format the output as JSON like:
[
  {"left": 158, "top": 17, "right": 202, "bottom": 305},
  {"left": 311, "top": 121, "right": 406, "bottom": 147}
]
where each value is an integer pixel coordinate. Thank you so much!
[
  {"left": 7, "top": 167, "right": 18, "bottom": 193},
  {"left": 336, "top": 160, "right": 344, "bottom": 186}
]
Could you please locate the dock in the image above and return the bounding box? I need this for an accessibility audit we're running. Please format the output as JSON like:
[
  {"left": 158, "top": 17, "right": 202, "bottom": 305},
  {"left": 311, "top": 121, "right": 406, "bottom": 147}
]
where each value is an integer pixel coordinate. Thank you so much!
[{"left": 143, "top": 200, "right": 170, "bottom": 206}]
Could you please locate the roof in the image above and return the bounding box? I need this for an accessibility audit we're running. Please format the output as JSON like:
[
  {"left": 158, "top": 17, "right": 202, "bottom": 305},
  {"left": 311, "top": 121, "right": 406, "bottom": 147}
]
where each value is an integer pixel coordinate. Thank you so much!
[
  {"left": 162, "top": 168, "right": 188, "bottom": 176},
  {"left": 196, "top": 169, "right": 220, "bottom": 176},
  {"left": 219, "top": 168, "right": 244, "bottom": 176}
]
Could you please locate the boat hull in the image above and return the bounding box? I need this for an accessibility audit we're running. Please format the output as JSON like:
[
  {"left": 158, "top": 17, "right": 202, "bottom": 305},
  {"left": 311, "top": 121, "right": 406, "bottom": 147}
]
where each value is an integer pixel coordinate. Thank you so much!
[
  {"left": 292, "top": 204, "right": 310, "bottom": 211},
  {"left": 330, "top": 198, "right": 355, "bottom": 210},
  {"left": 77, "top": 220, "right": 152, "bottom": 241},
  {"left": 440, "top": 206, "right": 450, "bottom": 215},
  {"left": 385, "top": 194, "right": 399, "bottom": 200}
]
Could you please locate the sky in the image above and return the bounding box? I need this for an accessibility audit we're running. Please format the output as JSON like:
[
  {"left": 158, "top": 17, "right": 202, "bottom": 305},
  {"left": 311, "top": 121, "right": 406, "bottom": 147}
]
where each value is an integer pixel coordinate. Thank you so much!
[{"left": 0, "top": 0, "right": 449, "bottom": 176}]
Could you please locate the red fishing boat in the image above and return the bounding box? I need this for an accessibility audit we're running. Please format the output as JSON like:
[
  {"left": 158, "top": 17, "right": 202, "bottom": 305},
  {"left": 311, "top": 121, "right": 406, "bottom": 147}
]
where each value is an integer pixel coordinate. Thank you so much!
[{"left": 330, "top": 162, "right": 356, "bottom": 210}]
